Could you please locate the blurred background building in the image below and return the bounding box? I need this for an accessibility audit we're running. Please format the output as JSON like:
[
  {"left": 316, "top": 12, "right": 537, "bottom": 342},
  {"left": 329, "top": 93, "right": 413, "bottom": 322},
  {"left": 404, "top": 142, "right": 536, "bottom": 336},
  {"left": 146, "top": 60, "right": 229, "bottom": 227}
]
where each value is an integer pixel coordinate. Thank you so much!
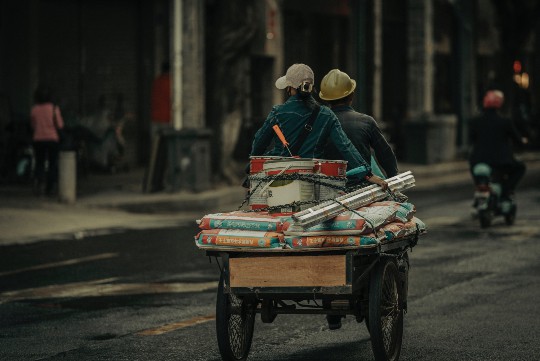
[{"left": 1, "top": 0, "right": 539, "bottom": 187}]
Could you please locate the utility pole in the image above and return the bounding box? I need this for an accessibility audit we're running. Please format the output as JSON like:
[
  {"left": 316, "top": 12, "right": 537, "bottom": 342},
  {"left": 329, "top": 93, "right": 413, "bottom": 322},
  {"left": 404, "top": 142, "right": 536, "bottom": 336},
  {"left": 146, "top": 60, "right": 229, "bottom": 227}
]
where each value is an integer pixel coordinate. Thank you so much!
[
  {"left": 455, "top": 0, "right": 476, "bottom": 150},
  {"left": 171, "top": 0, "right": 183, "bottom": 130},
  {"left": 405, "top": 0, "right": 457, "bottom": 164},
  {"left": 354, "top": 0, "right": 368, "bottom": 113},
  {"left": 372, "top": 0, "right": 383, "bottom": 121},
  {"left": 407, "top": 0, "right": 434, "bottom": 118}
]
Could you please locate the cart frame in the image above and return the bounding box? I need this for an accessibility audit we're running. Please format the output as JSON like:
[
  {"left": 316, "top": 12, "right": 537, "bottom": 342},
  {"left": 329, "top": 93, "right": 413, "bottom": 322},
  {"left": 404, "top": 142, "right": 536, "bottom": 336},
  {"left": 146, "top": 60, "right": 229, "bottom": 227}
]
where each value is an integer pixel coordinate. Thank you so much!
[{"left": 205, "top": 233, "right": 419, "bottom": 361}]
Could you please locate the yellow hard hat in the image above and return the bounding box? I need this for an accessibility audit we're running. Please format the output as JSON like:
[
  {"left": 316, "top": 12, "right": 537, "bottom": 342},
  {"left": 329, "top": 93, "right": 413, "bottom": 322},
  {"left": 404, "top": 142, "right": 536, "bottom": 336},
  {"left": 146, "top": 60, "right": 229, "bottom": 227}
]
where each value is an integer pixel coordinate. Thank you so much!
[{"left": 319, "top": 69, "right": 357, "bottom": 101}]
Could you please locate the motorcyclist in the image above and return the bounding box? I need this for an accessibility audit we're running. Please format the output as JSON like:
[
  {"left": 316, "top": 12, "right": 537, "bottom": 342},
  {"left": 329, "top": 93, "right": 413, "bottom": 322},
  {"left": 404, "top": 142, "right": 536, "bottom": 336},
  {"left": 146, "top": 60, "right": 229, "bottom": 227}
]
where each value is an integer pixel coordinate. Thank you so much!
[{"left": 469, "top": 90, "right": 527, "bottom": 201}]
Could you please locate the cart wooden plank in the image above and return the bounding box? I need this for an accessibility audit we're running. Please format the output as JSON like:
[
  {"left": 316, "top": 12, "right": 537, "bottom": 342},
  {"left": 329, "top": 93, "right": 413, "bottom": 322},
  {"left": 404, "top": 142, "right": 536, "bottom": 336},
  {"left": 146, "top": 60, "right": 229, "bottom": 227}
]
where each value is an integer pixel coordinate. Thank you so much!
[{"left": 229, "top": 254, "right": 347, "bottom": 288}]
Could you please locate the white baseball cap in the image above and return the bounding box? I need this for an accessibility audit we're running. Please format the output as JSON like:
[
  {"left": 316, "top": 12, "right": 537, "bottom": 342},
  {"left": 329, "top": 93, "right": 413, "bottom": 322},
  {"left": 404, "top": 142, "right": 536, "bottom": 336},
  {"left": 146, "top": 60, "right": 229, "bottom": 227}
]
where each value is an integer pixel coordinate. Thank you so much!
[{"left": 275, "top": 63, "right": 315, "bottom": 90}]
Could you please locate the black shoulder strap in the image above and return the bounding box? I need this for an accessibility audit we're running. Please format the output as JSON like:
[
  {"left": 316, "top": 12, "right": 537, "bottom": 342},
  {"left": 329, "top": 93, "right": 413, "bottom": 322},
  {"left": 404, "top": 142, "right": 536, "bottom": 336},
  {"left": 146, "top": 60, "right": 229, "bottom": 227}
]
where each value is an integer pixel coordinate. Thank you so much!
[
  {"left": 289, "top": 105, "right": 320, "bottom": 155},
  {"left": 52, "top": 104, "right": 58, "bottom": 129}
]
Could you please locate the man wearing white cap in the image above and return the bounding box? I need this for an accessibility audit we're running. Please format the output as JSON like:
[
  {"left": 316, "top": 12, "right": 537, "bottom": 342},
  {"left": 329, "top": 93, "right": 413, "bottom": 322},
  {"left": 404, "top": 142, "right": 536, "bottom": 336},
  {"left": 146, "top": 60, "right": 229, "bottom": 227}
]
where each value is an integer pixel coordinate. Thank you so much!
[{"left": 250, "top": 63, "right": 387, "bottom": 189}]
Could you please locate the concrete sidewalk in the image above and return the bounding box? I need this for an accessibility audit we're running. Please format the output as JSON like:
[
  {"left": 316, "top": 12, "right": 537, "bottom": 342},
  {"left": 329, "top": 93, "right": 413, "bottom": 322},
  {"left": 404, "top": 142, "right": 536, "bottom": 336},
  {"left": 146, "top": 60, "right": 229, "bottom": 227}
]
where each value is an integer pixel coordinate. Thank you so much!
[{"left": 1, "top": 152, "right": 539, "bottom": 246}]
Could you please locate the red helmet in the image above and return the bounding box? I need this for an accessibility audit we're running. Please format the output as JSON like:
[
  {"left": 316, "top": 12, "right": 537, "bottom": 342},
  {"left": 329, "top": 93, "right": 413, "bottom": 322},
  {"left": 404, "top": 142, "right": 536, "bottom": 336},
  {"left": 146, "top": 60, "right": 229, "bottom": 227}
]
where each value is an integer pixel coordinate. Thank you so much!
[{"left": 483, "top": 90, "right": 504, "bottom": 109}]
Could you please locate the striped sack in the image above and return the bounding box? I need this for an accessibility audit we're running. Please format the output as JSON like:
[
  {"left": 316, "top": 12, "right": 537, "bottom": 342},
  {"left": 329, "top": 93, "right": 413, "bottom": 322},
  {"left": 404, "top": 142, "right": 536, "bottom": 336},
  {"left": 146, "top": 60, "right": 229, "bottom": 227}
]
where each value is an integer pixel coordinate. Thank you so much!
[{"left": 195, "top": 229, "right": 284, "bottom": 248}]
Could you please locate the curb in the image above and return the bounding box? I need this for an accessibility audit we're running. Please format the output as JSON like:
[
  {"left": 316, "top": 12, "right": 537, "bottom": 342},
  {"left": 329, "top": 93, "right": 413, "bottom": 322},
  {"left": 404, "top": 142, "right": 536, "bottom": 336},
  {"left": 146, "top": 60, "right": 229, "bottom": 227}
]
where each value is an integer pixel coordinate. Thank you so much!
[{"left": 84, "top": 152, "right": 540, "bottom": 213}]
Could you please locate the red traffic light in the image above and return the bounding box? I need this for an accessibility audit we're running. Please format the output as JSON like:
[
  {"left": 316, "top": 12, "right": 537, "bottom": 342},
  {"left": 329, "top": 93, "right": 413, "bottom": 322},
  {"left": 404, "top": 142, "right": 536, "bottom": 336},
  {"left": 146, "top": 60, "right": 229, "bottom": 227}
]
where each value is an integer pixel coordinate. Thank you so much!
[{"left": 513, "top": 60, "right": 522, "bottom": 73}]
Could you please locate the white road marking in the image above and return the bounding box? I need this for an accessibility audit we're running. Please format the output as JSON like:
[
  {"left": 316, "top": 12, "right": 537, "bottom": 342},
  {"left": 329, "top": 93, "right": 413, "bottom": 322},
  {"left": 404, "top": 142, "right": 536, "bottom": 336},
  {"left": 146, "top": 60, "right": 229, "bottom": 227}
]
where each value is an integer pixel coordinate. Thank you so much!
[
  {"left": 420, "top": 216, "right": 463, "bottom": 228},
  {"left": 137, "top": 315, "right": 216, "bottom": 336},
  {"left": 0, "top": 279, "right": 218, "bottom": 304},
  {"left": 0, "top": 253, "right": 119, "bottom": 277}
]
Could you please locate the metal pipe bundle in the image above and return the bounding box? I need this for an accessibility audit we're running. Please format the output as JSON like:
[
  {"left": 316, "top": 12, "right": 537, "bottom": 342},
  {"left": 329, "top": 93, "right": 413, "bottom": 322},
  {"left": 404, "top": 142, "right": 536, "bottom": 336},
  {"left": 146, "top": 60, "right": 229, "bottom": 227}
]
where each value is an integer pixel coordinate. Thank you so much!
[{"left": 291, "top": 171, "right": 415, "bottom": 229}]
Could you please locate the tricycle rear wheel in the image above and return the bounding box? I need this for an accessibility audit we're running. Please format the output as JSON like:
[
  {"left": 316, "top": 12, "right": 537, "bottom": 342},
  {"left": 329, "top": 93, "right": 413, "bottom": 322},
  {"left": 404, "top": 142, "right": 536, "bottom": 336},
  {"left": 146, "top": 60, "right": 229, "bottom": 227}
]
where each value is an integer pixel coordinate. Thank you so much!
[
  {"left": 504, "top": 204, "right": 517, "bottom": 225},
  {"left": 478, "top": 209, "right": 492, "bottom": 228},
  {"left": 216, "top": 272, "right": 256, "bottom": 361},
  {"left": 368, "top": 258, "right": 403, "bottom": 361}
]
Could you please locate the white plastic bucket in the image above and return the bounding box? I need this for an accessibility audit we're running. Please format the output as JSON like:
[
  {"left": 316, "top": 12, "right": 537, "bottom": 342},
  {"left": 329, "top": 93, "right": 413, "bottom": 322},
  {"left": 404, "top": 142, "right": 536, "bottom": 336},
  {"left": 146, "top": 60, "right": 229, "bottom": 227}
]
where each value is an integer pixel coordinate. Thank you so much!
[
  {"left": 248, "top": 156, "right": 287, "bottom": 210},
  {"left": 263, "top": 158, "right": 315, "bottom": 209}
]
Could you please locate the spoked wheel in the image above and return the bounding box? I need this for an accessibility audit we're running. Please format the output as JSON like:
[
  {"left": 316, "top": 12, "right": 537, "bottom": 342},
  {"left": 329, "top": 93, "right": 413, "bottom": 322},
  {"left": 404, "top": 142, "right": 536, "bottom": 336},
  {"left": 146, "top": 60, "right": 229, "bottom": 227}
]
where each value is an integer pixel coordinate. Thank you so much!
[
  {"left": 216, "top": 272, "right": 255, "bottom": 361},
  {"left": 368, "top": 258, "right": 404, "bottom": 361}
]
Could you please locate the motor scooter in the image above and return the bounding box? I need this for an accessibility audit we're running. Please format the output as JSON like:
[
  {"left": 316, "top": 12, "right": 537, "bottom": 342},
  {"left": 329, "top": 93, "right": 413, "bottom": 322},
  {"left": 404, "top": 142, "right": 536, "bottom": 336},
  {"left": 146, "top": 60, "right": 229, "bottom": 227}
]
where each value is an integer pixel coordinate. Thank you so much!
[{"left": 471, "top": 163, "right": 516, "bottom": 228}]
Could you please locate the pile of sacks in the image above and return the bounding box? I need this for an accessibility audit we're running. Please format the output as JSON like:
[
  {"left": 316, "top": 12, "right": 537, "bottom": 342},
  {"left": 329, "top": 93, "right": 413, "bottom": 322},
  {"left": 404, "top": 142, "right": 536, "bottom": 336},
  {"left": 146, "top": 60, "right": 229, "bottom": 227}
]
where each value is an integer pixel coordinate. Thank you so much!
[{"left": 195, "top": 200, "right": 426, "bottom": 250}]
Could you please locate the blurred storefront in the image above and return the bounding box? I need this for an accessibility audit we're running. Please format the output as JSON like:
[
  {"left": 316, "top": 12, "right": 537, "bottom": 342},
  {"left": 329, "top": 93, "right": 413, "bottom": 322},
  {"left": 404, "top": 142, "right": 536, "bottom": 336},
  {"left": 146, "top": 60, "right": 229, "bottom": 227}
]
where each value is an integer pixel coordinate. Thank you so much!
[
  {"left": 1, "top": 0, "right": 538, "bottom": 183},
  {"left": 0, "top": 0, "right": 157, "bottom": 175}
]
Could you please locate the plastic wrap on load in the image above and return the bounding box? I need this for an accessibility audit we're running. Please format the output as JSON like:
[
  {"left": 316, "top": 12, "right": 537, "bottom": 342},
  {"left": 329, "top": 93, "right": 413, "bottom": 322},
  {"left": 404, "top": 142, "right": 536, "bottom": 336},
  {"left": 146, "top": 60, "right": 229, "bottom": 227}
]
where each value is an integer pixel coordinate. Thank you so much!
[
  {"left": 379, "top": 217, "right": 427, "bottom": 240},
  {"left": 197, "top": 211, "right": 289, "bottom": 232},
  {"left": 282, "top": 201, "right": 415, "bottom": 236},
  {"left": 195, "top": 229, "right": 284, "bottom": 248},
  {"left": 374, "top": 201, "right": 416, "bottom": 222}
]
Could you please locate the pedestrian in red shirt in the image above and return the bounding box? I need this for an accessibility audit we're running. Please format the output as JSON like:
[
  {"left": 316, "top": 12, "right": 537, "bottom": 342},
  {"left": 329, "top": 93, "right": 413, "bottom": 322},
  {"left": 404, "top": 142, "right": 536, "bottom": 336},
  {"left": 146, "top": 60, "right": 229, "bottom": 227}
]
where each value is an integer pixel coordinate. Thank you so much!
[
  {"left": 148, "top": 62, "right": 173, "bottom": 192},
  {"left": 151, "top": 62, "right": 172, "bottom": 138},
  {"left": 30, "top": 85, "right": 64, "bottom": 196}
]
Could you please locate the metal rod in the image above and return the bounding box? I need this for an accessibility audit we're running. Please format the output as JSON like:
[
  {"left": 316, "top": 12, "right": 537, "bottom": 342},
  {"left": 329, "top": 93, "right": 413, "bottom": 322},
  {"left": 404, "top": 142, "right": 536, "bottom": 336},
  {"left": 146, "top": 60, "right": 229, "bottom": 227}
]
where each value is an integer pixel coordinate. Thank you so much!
[
  {"left": 255, "top": 308, "right": 356, "bottom": 315},
  {"left": 291, "top": 171, "right": 415, "bottom": 229}
]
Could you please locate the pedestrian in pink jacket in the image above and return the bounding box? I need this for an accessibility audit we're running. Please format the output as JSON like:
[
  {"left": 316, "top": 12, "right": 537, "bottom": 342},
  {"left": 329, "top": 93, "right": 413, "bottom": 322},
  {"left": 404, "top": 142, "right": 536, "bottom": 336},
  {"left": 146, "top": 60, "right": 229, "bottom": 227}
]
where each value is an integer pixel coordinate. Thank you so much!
[{"left": 30, "top": 85, "right": 64, "bottom": 195}]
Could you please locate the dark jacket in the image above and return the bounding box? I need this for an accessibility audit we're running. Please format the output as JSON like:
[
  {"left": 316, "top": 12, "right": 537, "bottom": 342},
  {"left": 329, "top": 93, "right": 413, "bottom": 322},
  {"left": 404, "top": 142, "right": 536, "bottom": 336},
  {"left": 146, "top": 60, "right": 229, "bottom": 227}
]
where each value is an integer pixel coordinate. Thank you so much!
[
  {"left": 250, "top": 95, "right": 371, "bottom": 177},
  {"left": 325, "top": 105, "right": 398, "bottom": 177},
  {"left": 469, "top": 109, "right": 523, "bottom": 166}
]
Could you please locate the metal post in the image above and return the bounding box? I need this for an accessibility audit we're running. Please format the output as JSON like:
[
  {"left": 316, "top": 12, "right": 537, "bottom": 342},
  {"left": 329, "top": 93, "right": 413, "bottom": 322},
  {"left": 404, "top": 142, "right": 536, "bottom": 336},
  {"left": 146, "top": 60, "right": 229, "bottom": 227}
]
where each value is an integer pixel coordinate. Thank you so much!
[
  {"left": 455, "top": 0, "right": 475, "bottom": 149},
  {"left": 373, "top": 0, "right": 383, "bottom": 121},
  {"left": 171, "top": 0, "right": 183, "bottom": 130},
  {"left": 58, "top": 151, "right": 77, "bottom": 204},
  {"left": 354, "top": 0, "right": 368, "bottom": 112},
  {"left": 407, "top": 0, "right": 434, "bottom": 118}
]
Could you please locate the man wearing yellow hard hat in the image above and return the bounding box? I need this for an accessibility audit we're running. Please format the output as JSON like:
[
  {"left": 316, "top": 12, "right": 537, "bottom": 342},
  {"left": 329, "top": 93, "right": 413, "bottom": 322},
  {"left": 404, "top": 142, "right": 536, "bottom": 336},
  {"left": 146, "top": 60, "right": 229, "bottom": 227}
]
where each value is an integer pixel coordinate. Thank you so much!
[{"left": 319, "top": 69, "right": 398, "bottom": 178}]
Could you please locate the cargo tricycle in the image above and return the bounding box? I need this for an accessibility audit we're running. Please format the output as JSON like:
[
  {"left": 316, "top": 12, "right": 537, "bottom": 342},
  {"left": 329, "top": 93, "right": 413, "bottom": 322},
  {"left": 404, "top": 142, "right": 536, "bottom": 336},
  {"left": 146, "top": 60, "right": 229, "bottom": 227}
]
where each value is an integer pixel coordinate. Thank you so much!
[{"left": 205, "top": 233, "right": 418, "bottom": 361}]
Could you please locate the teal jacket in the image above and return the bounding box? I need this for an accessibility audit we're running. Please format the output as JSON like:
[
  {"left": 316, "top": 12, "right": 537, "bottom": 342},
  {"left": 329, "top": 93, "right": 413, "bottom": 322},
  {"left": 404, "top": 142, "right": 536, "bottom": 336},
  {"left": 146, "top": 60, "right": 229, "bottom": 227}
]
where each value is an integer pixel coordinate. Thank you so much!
[{"left": 250, "top": 95, "right": 371, "bottom": 178}]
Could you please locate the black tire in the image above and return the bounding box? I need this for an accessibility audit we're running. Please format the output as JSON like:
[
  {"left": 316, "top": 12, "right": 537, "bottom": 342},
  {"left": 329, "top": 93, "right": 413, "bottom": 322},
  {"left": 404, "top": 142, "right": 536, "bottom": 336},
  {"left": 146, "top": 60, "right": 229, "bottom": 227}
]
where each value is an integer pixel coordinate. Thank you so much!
[
  {"left": 368, "top": 259, "right": 404, "bottom": 361},
  {"left": 478, "top": 210, "right": 492, "bottom": 228},
  {"left": 216, "top": 272, "right": 255, "bottom": 361},
  {"left": 504, "top": 205, "right": 517, "bottom": 226},
  {"left": 397, "top": 252, "right": 409, "bottom": 300}
]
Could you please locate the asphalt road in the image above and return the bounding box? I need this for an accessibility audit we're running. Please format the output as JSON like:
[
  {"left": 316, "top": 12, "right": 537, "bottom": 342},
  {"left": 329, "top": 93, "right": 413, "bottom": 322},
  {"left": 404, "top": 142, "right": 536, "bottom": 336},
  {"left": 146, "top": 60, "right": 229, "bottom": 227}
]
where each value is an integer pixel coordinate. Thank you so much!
[{"left": 1, "top": 182, "right": 539, "bottom": 361}]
